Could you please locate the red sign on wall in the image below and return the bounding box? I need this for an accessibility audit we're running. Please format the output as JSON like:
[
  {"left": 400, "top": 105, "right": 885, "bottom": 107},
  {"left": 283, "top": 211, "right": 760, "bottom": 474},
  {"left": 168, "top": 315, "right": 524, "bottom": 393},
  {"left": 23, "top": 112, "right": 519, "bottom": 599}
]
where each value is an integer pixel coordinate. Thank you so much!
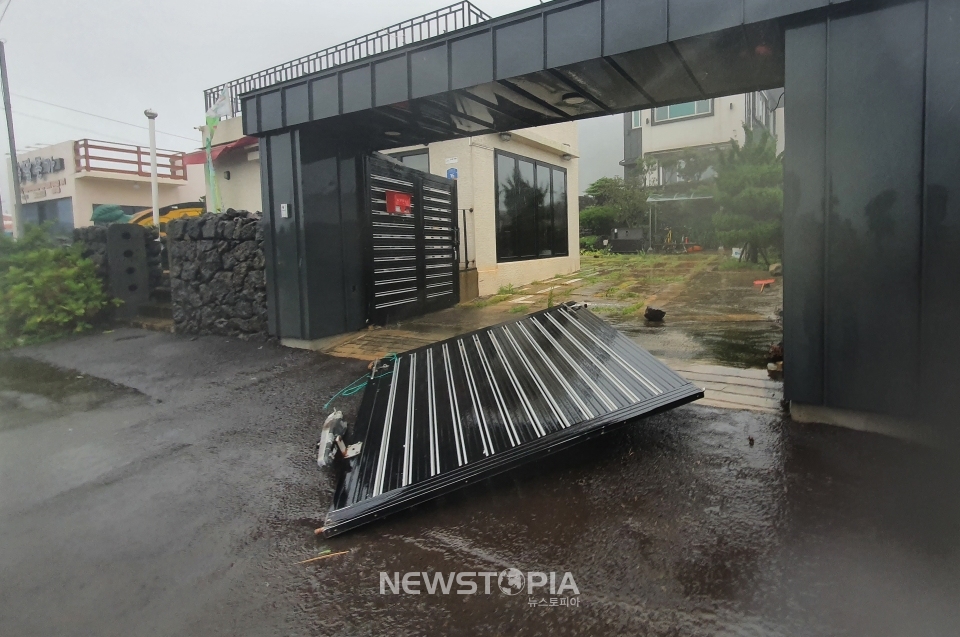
[{"left": 385, "top": 190, "right": 412, "bottom": 215}]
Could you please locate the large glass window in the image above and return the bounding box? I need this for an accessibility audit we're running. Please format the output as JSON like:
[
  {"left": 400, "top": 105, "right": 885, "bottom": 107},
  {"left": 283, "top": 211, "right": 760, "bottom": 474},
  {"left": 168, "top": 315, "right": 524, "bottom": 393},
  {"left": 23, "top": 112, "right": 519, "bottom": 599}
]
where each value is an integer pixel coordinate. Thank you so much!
[
  {"left": 495, "top": 151, "right": 568, "bottom": 262},
  {"left": 653, "top": 99, "right": 713, "bottom": 123}
]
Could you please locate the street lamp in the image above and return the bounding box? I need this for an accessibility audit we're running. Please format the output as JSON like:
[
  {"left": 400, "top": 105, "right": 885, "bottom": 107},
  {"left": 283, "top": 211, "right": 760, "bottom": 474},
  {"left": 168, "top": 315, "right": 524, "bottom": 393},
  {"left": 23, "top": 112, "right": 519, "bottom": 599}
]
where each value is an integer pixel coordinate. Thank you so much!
[{"left": 144, "top": 109, "right": 159, "bottom": 227}]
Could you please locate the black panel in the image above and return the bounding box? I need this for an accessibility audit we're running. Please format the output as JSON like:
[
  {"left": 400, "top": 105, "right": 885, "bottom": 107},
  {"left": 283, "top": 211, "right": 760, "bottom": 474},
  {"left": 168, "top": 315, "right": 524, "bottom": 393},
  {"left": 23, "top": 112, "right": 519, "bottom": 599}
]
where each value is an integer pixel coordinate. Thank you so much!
[
  {"left": 340, "top": 156, "right": 367, "bottom": 332},
  {"left": 545, "top": 1, "right": 601, "bottom": 68},
  {"left": 265, "top": 132, "right": 303, "bottom": 339},
  {"left": 259, "top": 138, "right": 278, "bottom": 337},
  {"left": 259, "top": 91, "right": 282, "bottom": 132},
  {"left": 283, "top": 83, "right": 309, "bottom": 127},
  {"left": 673, "top": 24, "right": 783, "bottom": 96},
  {"left": 310, "top": 75, "right": 339, "bottom": 120},
  {"left": 411, "top": 43, "right": 448, "bottom": 99},
  {"left": 495, "top": 16, "right": 544, "bottom": 79},
  {"left": 450, "top": 31, "right": 494, "bottom": 91},
  {"left": 504, "top": 71, "right": 604, "bottom": 117},
  {"left": 745, "top": 0, "right": 826, "bottom": 23},
  {"left": 783, "top": 21, "right": 826, "bottom": 406},
  {"left": 374, "top": 55, "right": 408, "bottom": 106},
  {"left": 557, "top": 58, "right": 649, "bottom": 110},
  {"left": 603, "top": 0, "right": 668, "bottom": 56},
  {"left": 824, "top": 1, "right": 926, "bottom": 416},
  {"left": 242, "top": 97, "right": 258, "bottom": 135},
  {"left": 921, "top": 0, "right": 960, "bottom": 426},
  {"left": 341, "top": 65, "right": 372, "bottom": 114},
  {"left": 609, "top": 44, "right": 703, "bottom": 103},
  {"left": 668, "top": 0, "right": 744, "bottom": 41},
  {"left": 300, "top": 149, "right": 347, "bottom": 337},
  {"left": 323, "top": 303, "right": 704, "bottom": 536}
]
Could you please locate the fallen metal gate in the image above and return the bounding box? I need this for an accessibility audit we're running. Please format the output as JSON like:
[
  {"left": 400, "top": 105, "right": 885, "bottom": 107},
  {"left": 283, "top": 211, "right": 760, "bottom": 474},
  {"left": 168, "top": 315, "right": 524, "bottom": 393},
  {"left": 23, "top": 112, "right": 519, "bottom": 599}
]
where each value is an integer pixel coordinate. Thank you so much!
[{"left": 323, "top": 302, "right": 703, "bottom": 536}]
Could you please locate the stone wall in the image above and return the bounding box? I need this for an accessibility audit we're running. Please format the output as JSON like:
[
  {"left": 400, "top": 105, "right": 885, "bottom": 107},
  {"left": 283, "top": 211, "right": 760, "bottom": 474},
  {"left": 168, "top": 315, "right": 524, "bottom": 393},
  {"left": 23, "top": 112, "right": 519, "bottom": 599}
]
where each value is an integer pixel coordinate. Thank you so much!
[
  {"left": 165, "top": 210, "right": 268, "bottom": 339},
  {"left": 74, "top": 225, "right": 164, "bottom": 291}
]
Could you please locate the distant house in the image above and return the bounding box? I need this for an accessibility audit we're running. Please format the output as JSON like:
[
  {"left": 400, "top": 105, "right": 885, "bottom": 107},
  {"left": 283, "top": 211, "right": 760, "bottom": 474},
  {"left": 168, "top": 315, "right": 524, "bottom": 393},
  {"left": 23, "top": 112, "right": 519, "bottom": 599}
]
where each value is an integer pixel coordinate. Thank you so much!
[
  {"left": 623, "top": 90, "right": 784, "bottom": 186},
  {"left": 6, "top": 139, "right": 204, "bottom": 238}
]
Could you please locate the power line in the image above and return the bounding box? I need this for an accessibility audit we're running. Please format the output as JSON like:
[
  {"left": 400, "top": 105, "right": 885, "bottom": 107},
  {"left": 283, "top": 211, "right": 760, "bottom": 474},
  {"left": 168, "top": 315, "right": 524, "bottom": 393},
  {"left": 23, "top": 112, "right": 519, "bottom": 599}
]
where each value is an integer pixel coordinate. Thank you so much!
[
  {"left": 12, "top": 93, "right": 199, "bottom": 142},
  {"left": 12, "top": 110, "right": 148, "bottom": 146},
  {"left": 0, "top": 0, "right": 13, "bottom": 26}
]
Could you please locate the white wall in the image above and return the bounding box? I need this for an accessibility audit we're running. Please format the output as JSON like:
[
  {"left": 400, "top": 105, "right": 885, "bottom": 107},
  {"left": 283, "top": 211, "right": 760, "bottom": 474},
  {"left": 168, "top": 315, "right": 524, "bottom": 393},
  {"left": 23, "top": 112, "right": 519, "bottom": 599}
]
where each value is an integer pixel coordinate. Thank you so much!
[
  {"left": 419, "top": 122, "right": 581, "bottom": 296},
  {"left": 637, "top": 95, "right": 748, "bottom": 156}
]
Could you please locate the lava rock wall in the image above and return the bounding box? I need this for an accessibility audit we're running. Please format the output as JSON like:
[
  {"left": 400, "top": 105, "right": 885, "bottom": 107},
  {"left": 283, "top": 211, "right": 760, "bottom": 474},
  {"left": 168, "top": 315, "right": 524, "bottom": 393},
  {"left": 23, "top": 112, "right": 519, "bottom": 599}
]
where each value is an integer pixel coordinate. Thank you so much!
[{"left": 165, "top": 210, "right": 268, "bottom": 339}]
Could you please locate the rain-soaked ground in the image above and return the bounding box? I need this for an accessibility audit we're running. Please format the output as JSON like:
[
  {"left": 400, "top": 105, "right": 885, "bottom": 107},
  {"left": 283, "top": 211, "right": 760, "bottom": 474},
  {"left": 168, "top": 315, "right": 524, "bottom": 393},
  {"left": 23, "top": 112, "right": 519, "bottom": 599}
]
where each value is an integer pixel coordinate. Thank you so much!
[{"left": 1, "top": 329, "right": 958, "bottom": 636}]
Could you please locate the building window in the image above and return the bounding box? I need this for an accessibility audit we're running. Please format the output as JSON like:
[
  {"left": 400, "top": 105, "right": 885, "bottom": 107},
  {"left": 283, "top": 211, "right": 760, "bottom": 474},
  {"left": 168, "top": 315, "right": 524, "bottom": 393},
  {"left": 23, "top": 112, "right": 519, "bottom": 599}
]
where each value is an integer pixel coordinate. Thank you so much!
[
  {"left": 750, "top": 91, "right": 772, "bottom": 132},
  {"left": 652, "top": 99, "right": 713, "bottom": 124},
  {"left": 631, "top": 110, "right": 642, "bottom": 129},
  {"left": 387, "top": 149, "right": 429, "bottom": 173},
  {"left": 495, "top": 150, "right": 568, "bottom": 262}
]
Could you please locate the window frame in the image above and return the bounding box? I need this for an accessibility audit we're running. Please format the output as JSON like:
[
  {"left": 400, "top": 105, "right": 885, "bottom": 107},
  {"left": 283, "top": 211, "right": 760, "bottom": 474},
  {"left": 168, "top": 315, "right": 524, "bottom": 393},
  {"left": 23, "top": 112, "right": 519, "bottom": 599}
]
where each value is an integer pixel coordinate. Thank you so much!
[
  {"left": 651, "top": 99, "right": 714, "bottom": 125},
  {"left": 494, "top": 149, "right": 569, "bottom": 263},
  {"left": 631, "top": 110, "right": 642, "bottom": 129},
  {"left": 386, "top": 149, "right": 430, "bottom": 173}
]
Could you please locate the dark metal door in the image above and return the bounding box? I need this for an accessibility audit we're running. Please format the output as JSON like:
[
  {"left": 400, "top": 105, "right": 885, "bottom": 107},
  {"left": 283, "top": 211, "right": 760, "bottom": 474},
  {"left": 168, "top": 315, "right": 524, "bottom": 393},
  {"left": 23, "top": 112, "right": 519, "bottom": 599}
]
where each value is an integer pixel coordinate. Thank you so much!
[
  {"left": 365, "top": 154, "right": 459, "bottom": 324},
  {"left": 323, "top": 302, "right": 703, "bottom": 536}
]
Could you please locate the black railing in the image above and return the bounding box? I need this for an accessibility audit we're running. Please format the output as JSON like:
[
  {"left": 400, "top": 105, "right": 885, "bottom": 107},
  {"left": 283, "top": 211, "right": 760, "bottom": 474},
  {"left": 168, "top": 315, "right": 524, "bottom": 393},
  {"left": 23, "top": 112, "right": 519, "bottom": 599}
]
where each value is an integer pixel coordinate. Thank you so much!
[{"left": 204, "top": 1, "right": 491, "bottom": 119}]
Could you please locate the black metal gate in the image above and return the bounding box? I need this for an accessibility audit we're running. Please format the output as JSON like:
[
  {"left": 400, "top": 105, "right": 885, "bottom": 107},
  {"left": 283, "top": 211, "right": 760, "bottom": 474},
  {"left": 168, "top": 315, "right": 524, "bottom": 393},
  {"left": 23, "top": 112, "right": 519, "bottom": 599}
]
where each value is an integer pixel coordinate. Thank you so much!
[
  {"left": 365, "top": 154, "right": 459, "bottom": 324},
  {"left": 323, "top": 302, "right": 703, "bottom": 536}
]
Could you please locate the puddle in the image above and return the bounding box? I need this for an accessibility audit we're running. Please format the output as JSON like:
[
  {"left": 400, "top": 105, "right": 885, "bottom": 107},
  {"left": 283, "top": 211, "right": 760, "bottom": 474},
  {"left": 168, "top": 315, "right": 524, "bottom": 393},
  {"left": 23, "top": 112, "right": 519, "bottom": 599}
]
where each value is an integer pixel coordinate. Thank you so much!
[{"left": 0, "top": 356, "right": 139, "bottom": 431}]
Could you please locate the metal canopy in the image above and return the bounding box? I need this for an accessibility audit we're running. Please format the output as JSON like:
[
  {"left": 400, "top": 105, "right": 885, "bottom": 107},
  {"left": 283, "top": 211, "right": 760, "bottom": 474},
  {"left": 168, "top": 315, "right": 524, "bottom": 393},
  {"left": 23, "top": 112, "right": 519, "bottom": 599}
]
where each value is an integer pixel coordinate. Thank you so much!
[
  {"left": 240, "top": 0, "right": 852, "bottom": 148},
  {"left": 324, "top": 303, "right": 703, "bottom": 536}
]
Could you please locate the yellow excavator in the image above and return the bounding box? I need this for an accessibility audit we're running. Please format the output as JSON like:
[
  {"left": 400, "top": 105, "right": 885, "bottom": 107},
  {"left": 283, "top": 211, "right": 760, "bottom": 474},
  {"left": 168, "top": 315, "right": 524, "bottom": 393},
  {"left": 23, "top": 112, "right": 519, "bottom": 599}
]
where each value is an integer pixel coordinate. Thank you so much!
[{"left": 127, "top": 202, "right": 205, "bottom": 235}]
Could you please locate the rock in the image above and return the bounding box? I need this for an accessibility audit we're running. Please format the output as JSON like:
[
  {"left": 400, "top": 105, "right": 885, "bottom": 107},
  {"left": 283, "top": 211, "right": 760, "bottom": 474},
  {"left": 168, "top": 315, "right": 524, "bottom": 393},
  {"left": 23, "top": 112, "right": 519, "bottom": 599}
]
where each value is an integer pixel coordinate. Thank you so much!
[
  {"left": 769, "top": 263, "right": 783, "bottom": 276},
  {"left": 644, "top": 307, "right": 666, "bottom": 322}
]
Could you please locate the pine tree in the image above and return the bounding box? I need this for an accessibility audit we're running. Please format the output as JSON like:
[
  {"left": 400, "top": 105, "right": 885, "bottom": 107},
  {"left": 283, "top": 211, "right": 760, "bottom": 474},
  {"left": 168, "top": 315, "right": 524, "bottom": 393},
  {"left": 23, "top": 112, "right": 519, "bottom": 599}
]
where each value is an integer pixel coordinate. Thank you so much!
[{"left": 712, "top": 126, "right": 783, "bottom": 264}]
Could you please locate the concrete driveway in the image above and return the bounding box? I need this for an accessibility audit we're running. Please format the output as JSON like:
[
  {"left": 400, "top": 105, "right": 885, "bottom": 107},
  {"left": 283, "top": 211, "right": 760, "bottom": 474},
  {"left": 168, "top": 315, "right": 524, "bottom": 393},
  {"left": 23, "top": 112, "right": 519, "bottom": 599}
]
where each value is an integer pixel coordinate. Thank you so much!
[{"left": 1, "top": 329, "right": 958, "bottom": 636}]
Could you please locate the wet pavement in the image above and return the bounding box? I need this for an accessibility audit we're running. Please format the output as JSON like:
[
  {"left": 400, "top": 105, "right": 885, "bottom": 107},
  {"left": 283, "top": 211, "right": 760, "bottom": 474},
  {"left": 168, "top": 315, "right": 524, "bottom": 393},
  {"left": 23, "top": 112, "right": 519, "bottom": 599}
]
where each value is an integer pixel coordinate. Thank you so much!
[{"left": 2, "top": 329, "right": 958, "bottom": 636}]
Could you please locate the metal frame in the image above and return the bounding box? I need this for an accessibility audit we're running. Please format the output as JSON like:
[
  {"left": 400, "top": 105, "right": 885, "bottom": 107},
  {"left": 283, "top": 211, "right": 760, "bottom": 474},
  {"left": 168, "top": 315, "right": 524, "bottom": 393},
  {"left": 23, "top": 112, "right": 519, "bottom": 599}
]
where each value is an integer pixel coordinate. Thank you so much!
[
  {"left": 204, "top": 1, "right": 491, "bottom": 118},
  {"left": 324, "top": 302, "right": 704, "bottom": 536}
]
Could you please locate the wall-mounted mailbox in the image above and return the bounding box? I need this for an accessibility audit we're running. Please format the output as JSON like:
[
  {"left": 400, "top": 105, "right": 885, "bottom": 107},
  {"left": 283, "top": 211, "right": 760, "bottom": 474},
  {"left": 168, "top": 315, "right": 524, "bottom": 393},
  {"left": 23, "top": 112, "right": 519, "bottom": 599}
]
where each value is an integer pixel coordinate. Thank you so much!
[{"left": 385, "top": 190, "right": 412, "bottom": 215}]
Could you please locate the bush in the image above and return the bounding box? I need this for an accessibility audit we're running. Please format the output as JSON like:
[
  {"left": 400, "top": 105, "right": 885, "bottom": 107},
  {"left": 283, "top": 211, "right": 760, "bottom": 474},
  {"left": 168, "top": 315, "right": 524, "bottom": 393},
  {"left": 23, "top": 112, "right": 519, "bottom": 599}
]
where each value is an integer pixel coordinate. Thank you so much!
[{"left": 0, "top": 225, "right": 116, "bottom": 348}]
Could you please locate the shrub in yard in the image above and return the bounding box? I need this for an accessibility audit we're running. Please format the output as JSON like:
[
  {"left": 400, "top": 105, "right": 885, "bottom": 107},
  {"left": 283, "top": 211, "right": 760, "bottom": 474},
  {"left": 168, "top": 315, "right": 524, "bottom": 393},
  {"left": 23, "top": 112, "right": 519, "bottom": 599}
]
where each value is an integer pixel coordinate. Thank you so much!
[{"left": 0, "top": 225, "right": 115, "bottom": 348}]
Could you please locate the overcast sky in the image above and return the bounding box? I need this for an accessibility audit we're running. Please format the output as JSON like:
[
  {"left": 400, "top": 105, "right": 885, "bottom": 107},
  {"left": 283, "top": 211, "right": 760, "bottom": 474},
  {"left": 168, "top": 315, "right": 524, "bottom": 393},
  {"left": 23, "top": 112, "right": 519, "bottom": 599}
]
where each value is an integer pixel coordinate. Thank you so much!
[{"left": 0, "top": 0, "right": 623, "bottom": 210}]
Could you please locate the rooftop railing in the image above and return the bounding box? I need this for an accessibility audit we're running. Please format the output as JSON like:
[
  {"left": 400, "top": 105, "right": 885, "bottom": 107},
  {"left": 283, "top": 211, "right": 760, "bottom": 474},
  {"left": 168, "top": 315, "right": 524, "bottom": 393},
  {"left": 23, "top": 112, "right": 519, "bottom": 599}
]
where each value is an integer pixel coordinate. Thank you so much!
[
  {"left": 204, "top": 1, "right": 492, "bottom": 119},
  {"left": 74, "top": 139, "right": 187, "bottom": 181}
]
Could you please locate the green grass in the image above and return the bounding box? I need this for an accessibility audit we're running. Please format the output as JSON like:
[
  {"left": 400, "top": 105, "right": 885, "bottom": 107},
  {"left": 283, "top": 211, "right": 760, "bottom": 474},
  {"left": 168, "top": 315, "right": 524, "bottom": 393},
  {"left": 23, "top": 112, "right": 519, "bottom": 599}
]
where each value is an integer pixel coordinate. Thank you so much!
[
  {"left": 466, "top": 294, "right": 511, "bottom": 308},
  {"left": 497, "top": 284, "right": 519, "bottom": 295},
  {"left": 509, "top": 305, "right": 528, "bottom": 314}
]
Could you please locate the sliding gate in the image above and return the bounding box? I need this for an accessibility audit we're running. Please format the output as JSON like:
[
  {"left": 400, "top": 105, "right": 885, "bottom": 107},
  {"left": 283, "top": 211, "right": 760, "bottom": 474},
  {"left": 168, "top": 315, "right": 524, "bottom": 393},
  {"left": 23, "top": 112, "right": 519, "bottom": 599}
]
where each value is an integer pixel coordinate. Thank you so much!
[
  {"left": 365, "top": 154, "right": 459, "bottom": 324},
  {"left": 323, "top": 302, "right": 704, "bottom": 536}
]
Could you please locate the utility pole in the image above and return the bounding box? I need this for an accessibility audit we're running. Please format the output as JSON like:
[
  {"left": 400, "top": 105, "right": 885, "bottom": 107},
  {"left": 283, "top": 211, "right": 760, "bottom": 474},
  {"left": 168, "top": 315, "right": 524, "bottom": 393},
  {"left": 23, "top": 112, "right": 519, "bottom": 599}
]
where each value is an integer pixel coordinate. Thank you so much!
[
  {"left": 144, "top": 109, "right": 159, "bottom": 227},
  {"left": 0, "top": 41, "right": 22, "bottom": 237}
]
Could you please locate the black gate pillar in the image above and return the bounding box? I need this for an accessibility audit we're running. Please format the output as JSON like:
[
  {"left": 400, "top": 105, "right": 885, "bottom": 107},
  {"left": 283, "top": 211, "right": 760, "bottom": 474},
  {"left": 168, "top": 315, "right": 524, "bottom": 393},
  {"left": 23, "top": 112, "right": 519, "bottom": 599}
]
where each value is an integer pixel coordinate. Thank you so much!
[{"left": 259, "top": 129, "right": 368, "bottom": 343}]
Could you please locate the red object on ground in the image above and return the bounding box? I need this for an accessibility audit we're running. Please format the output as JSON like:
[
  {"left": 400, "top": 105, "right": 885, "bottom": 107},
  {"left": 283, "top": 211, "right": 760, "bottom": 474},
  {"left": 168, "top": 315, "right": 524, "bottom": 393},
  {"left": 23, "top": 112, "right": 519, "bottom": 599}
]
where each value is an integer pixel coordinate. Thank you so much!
[
  {"left": 754, "top": 278, "right": 776, "bottom": 292},
  {"left": 385, "top": 190, "right": 412, "bottom": 215}
]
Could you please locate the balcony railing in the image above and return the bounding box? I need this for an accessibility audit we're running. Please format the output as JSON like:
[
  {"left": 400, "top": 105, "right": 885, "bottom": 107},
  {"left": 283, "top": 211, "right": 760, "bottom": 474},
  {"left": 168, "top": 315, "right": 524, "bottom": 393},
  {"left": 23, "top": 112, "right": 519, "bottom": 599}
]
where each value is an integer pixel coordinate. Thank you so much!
[
  {"left": 204, "top": 1, "right": 491, "bottom": 119},
  {"left": 74, "top": 139, "right": 187, "bottom": 181}
]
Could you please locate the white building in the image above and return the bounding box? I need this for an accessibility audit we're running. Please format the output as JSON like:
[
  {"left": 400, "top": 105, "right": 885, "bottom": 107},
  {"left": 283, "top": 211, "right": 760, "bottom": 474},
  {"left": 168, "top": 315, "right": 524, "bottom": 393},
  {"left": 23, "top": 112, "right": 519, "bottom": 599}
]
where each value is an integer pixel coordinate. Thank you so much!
[
  {"left": 623, "top": 90, "right": 784, "bottom": 185},
  {"left": 205, "top": 117, "right": 581, "bottom": 298},
  {"left": 7, "top": 139, "right": 204, "bottom": 238}
]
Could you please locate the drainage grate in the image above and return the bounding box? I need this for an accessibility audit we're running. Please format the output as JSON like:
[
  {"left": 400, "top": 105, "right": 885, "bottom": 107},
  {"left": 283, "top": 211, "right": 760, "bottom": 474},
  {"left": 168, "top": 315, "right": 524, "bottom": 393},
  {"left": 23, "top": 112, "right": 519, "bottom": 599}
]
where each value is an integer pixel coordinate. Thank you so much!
[{"left": 324, "top": 302, "right": 703, "bottom": 536}]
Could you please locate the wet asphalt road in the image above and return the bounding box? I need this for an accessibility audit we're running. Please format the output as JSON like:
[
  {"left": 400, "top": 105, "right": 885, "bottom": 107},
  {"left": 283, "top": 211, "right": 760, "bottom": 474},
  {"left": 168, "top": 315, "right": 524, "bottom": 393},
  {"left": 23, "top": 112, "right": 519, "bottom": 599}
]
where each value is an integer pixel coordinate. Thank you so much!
[{"left": 1, "top": 329, "right": 958, "bottom": 636}]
